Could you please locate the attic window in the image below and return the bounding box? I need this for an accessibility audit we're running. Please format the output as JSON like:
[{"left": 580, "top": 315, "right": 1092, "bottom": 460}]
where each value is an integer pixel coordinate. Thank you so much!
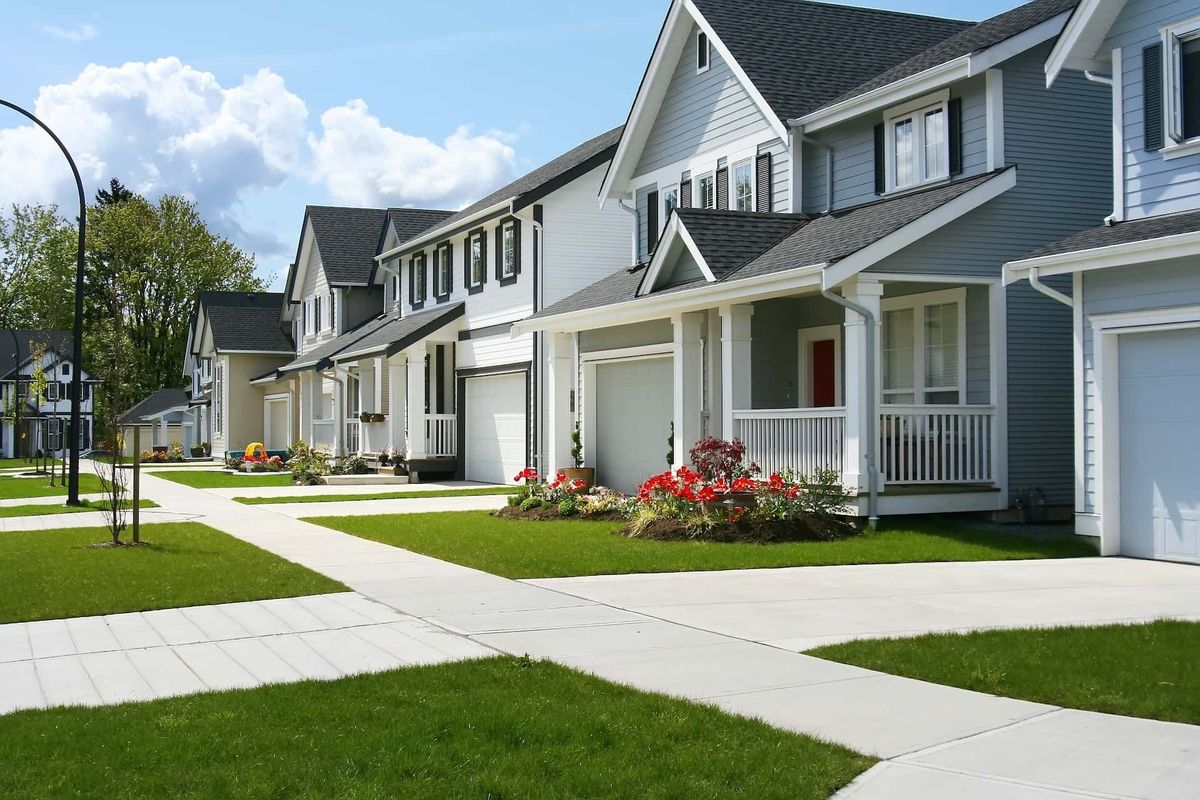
[{"left": 696, "top": 31, "right": 710, "bottom": 74}]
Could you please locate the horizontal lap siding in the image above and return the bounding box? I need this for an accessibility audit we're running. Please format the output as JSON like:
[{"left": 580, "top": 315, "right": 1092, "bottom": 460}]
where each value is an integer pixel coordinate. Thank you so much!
[
  {"left": 635, "top": 22, "right": 773, "bottom": 176},
  {"left": 579, "top": 320, "right": 673, "bottom": 353},
  {"left": 1105, "top": 0, "right": 1200, "bottom": 219},
  {"left": 751, "top": 296, "right": 842, "bottom": 408},
  {"left": 1080, "top": 258, "right": 1200, "bottom": 512},
  {"left": 457, "top": 334, "right": 533, "bottom": 371},
  {"left": 541, "top": 163, "right": 632, "bottom": 307}
]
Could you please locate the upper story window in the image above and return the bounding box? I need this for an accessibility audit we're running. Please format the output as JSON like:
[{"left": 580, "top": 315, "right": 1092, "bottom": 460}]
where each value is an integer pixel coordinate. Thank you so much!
[
  {"left": 881, "top": 289, "right": 965, "bottom": 406},
  {"left": 661, "top": 185, "right": 679, "bottom": 230},
  {"left": 732, "top": 160, "right": 753, "bottom": 211},
  {"left": 468, "top": 230, "right": 486, "bottom": 291},
  {"left": 696, "top": 31, "right": 710, "bottom": 74},
  {"left": 501, "top": 221, "right": 518, "bottom": 278},
  {"left": 697, "top": 173, "right": 715, "bottom": 209},
  {"left": 411, "top": 253, "right": 427, "bottom": 306},
  {"left": 885, "top": 93, "right": 949, "bottom": 192},
  {"left": 1164, "top": 17, "right": 1200, "bottom": 147},
  {"left": 61, "top": 363, "right": 70, "bottom": 377},
  {"left": 327, "top": 291, "right": 336, "bottom": 331},
  {"left": 434, "top": 243, "right": 452, "bottom": 298}
]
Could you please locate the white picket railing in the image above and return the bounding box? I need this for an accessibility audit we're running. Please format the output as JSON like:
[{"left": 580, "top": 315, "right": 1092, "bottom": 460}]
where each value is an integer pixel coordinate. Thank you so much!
[
  {"left": 425, "top": 414, "right": 457, "bottom": 457},
  {"left": 733, "top": 408, "right": 845, "bottom": 478},
  {"left": 311, "top": 419, "right": 335, "bottom": 451},
  {"left": 879, "top": 405, "right": 995, "bottom": 484}
]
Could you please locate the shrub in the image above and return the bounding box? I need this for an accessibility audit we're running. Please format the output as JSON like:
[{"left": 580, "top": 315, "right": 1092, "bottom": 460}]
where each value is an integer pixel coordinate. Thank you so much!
[
  {"left": 689, "top": 437, "right": 759, "bottom": 483},
  {"left": 225, "top": 454, "right": 244, "bottom": 471},
  {"left": 558, "top": 497, "right": 579, "bottom": 517},
  {"left": 335, "top": 455, "right": 370, "bottom": 475},
  {"left": 168, "top": 442, "right": 185, "bottom": 462},
  {"left": 520, "top": 496, "right": 544, "bottom": 512},
  {"left": 287, "top": 440, "right": 330, "bottom": 485}
]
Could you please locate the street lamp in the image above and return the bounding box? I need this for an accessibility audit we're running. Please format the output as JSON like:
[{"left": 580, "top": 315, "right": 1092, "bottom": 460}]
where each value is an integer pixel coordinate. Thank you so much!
[{"left": 0, "top": 98, "right": 86, "bottom": 505}]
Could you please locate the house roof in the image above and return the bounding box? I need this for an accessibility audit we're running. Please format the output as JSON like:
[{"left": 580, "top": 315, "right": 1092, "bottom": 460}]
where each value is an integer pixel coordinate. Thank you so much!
[
  {"left": 691, "top": 0, "right": 972, "bottom": 122},
  {"left": 119, "top": 387, "right": 189, "bottom": 424},
  {"left": 387, "top": 208, "right": 455, "bottom": 244},
  {"left": 813, "top": 0, "right": 1078, "bottom": 113},
  {"left": 0, "top": 330, "right": 74, "bottom": 380},
  {"left": 1012, "top": 209, "right": 1200, "bottom": 262},
  {"left": 529, "top": 169, "right": 1012, "bottom": 321},
  {"left": 200, "top": 292, "right": 293, "bottom": 353},
  {"left": 306, "top": 206, "right": 390, "bottom": 285},
  {"left": 385, "top": 127, "right": 623, "bottom": 256},
  {"left": 672, "top": 208, "right": 808, "bottom": 280}
]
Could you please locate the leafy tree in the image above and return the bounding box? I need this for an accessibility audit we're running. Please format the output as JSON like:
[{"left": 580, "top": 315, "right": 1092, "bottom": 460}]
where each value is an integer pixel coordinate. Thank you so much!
[
  {"left": 95, "top": 178, "right": 135, "bottom": 207},
  {"left": 0, "top": 205, "right": 75, "bottom": 331}
]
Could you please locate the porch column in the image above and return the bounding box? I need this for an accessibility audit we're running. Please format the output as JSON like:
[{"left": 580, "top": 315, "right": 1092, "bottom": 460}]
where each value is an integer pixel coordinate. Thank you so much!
[
  {"left": 841, "top": 278, "right": 883, "bottom": 493},
  {"left": 545, "top": 331, "right": 574, "bottom": 475},
  {"left": 159, "top": 416, "right": 168, "bottom": 448},
  {"left": 387, "top": 359, "right": 406, "bottom": 453},
  {"left": 332, "top": 372, "right": 345, "bottom": 457},
  {"left": 406, "top": 343, "right": 428, "bottom": 459},
  {"left": 672, "top": 311, "right": 705, "bottom": 469},
  {"left": 299, "top": 372, "right": 313, "bottom": 443},
  {"left": 719, "top": 304, "right": 754, "bottom": 441}
]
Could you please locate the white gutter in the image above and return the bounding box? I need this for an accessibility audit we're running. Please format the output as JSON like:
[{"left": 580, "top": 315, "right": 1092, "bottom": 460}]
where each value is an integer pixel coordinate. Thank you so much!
[
  {"left": 1028, "top": 266, "right": 1075, "bottom": 308},
  {"left": 618, "top": 199, "right": 641, "bottom": 266}
]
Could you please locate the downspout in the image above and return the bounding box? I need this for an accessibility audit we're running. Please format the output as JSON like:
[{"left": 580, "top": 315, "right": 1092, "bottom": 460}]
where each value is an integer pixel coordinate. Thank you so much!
[
  {"left": 1083, "top": 70, "right": 1120, "bottom": 226},
  {"left": 820, "top": 283, "right": 879, "bottom": 529},
  {"left": 618, "top": 199, "right": 640, "bottom": 265},
  {"left": 1028, "top": 266, "right": 1074, "bottom": 308}
]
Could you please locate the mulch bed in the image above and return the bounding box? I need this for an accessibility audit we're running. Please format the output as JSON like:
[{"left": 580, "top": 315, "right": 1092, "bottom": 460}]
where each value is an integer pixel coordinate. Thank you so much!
[
  {"left": 624, "top": 516, "right": 856, "bottom": 544},
  {"left": 494, "top": 506, "right": 626, "bottom": 523}
]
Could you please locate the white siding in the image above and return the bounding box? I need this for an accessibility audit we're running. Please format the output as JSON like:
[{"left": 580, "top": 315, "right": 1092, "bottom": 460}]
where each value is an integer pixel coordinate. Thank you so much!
[{"left": 541, "top": 163, "right": 631, "bottom": 306}]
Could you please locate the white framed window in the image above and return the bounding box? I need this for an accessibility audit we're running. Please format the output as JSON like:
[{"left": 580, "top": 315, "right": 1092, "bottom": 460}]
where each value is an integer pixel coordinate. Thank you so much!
[
  {"left": 696, "top": 31, "right": 710, "bottom": 73},
  {"left": 885, "top": 92, "right": 950, "bottom": 192},
  {"left": 697, "top": 172, "right": 715, "bottom": 209},
  {"left": 61, "top": 363, "right": 70, "bottom": 377},
  {"left": 501, "top": 221, "right": 518, "bottom": 278},
  {"left": 732, "top": 159, "right": 754, "bottom": 211},
  {"left": 881, "top": 288, "right": 966, "bottom": 405},
  {"left": 435, "top": 243, "right": 452, "bottom": 296},
  {"left": 660, "top": 185, "right": 679, "bottom": 232},
  {"left": 46, "top": 382, "right": 59, "bottom": 401},
  {"left": 469, "top": 231, "right": 485, "bottom": 287},
  {"left": 1164, "top": 16, "right": 1200, "bottom": 147},
  {"left": 392, "top": 273, "right": 401, "bottom": 308},
  {"left": 413, "top": 253, "right": 427, "bottom": 303}
]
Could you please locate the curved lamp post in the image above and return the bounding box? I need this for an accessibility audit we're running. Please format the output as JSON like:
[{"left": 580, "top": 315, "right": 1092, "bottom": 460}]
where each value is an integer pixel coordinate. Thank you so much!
[{"left": 0, "top": 98, "right": 86, "bottom": 505}]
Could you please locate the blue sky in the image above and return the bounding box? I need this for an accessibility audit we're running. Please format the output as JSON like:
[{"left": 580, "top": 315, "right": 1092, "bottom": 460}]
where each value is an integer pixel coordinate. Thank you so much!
[{"left": 0, "top": 0, "right": 1019, "bottom": 287}]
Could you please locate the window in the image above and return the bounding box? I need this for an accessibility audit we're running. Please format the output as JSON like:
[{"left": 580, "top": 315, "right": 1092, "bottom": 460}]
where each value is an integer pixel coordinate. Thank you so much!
[
  {"left": 697, "top": 173, "right": 715, "bottom": 209},
  {"left": 327, "top": 291, "right": 336, "bottom": 331},
  {"left": 885, "top": 95, "right": 949, "bottom": 192},
  {"left": 434, "top": 243, "right": 452, "bottom": 297},
  {"left": 313, "top": 296, "right": 321, "bottom": 335},
  {"left": 696, "top": 31, "right": 710, "bottom": 73},
  {"left": 47, "top": 419, "right": 63, "bottom": 452},
  {"left": 732, "top": 160, "right": 753, "bottom": 211},
  {"left": 213, "top": 362, "right": 224, "bottom": 436},
  {"left": 412, "top": 253, "right": 427, "bottom": 304},
  {"left": 1164, "top": 18, "right": 1200, "bottom": 145},
  {"left": 61, "top": 363, "right": 69, "bottom": 377},
  {"left": 392, "top": 273, "right": 401, "bottom": 308},
  {"left": 501, "top": 221, "right": 518, "bottom": 278},
  {"left": 662, "top": 185, "right": 679, "bottom": 226},
  {"left": 46, "top": 382, "right": 59, "bottom": 402},
  {"left": 881, "top": 289, "right": 965, "bottom": 405},
  {"left": 469, "top": 230, "right": 486, "bottom": 288}
]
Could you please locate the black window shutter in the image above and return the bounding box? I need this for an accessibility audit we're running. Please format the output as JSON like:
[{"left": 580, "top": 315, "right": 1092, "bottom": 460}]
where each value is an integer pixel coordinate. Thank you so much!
[
  {"left": 715, "top": 167, "right": 729, "bottom": 210},
  {"left": 479, "top": 232, "right": 487, "bottom": 285},
  {"left": 873, "top": 123, "right": 886, "bottom": 194},
  {"left": 494, "top": 227, "right": 502, "bottom": 281},
  {"left": 646, "top": 190, "right": 659, "bottom": 254},
  {"left": 949, "top": 97, "right": 963, "bottom": 174},
  {"left": 408, "top": 260, "right": 414, "bottom": 304},
  {"left": 680, "top": 180, "right": 692, "bottom": 208},
  {"left": 755, "top": 153, "right": 772, "bottom": 211},
  {"left": 1144, "top": 43, "right": 1164, "bottom": 151},
  {"left": 513, "top": 221, "right": 522, "bottom": 274},
  {"left": 463, "top": 239, "right": 471, "bottom": 288}
]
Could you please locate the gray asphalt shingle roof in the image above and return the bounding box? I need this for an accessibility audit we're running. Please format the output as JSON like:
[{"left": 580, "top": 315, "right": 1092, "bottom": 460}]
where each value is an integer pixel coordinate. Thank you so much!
[
  {"left": 201, "top": 292, "right": 293, "bottom": 353},
  {"left": 692, "top": 0, "right": 972, "bottom": 122},
  {"left": 278, "top": 304, "right": 464, "bottom": 374},
  {"left": 387, "top": 208, "right": 455, "bottom": 245},
  {"left": 0, "top": 330, "right": 73, "bottom": 379},
  {"left": 119, "top": 387, "right": 189, "bottom": 424},
  {"left": 306, "top": 206, "right": 389, "bottom": 285},
  {"left": 673, "top": 208, "right": 808, "bottom": 279},
  {"left": 814, "top": 0, "right": 1078, "bottom": 113},
  {"left": 1014, "top": 208, "right": 1200, "bottom": 261}
]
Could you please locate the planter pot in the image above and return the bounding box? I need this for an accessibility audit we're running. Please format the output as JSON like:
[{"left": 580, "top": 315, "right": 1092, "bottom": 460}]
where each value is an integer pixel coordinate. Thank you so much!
[
  {"left": 358, "top": 413, "right": 372, "bottom": 423},
  {"left": 370, "top": 413, "right": 385, "bottom": 423},
  {"left": 190, "top": 446, "right": 205, "bottom": 458},
  {"left": 560, "top": 467, "right": 595, "bottom": 492}
]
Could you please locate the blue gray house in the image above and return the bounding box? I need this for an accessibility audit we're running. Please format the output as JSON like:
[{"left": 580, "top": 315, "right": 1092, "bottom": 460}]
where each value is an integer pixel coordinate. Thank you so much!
[
  {"left": 1005, "top": 0, "right": 1200, "bottom": 563},
  {"left": 516, "top": 0, "right": 1113, "bottom": 521}
]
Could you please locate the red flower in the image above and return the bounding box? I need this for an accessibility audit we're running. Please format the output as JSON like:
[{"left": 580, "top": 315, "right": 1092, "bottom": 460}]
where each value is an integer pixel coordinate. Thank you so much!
[
  {"left": 513, "top": 467, "right": 539, "bottom": 482},
  {"left": 731, "top": 477, "right": 755, "bottom": 493}
]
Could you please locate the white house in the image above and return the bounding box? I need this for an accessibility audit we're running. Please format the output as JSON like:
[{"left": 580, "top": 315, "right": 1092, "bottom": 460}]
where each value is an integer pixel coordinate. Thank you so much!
[{"left": 0, "top": 330, "right": 94, "bottom": 459}]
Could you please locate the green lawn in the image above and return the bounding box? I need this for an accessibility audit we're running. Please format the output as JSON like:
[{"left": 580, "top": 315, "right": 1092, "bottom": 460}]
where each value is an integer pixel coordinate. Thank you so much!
[
  {"left": 237, "top": 486, "right": 518, "bottom": 505},
  {"left": 0, "top": 522, "right": 345, "bottom": 623},
  {"left": 0, "top": 472, "right": 105, "bottom": 499},
  {"left": 155, "top": 469, "right": 294, "bottom": 488},
  {"left": 0, "top": 457, "right": 61, "bottom": 470},
  {"left": 808, "top": 620, "right": 1200, "bottom": 726},
  {"left": 0, "top": 498, "right": 158, "bottom": 518},
  {"left": 0, "top": 657, "right": 871, "bottom": 799},
  {"left": 305, "top": 511, "right": 1097, "bottom": 579}
]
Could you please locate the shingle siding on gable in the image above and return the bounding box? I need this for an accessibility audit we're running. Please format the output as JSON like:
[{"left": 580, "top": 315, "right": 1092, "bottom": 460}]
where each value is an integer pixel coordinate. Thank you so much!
[
  {"left": 1104, "top": 0, "right": 1200, "bottom": 220},
  {"left": 635, "top": 22, "right": 774, "bottom": 177}
]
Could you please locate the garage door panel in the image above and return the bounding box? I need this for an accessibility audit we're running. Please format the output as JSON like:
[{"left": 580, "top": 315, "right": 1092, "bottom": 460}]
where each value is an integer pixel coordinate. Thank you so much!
[
  {"left": 595, "top": 358, "right": 673, "bottom": 494},
  {"left": 1119, "top": 329, "right": 1200, "bottom": 564},
  {"left": 465, "top": 373, "right": 526, "bottom": 485}
]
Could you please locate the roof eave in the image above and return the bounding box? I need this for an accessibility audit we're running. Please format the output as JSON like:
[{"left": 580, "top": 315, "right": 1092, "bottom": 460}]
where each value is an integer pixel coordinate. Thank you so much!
[
  {"left": 375, "top": 200, "right": 512, "bottom": 262},
  {"left": 1044, "top": 0, "right": 1124, "bottom": 87},
  {"left": 1004, "top": 228, "right": 1200, "bottom": 284}
]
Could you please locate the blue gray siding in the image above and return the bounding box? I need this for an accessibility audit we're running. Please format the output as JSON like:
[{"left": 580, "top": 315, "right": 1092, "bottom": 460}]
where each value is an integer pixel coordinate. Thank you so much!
[
  {"left": 579, "top": 320, "right": 673, "bottom": 353},
  {"left": 1080, "top": 258, "right": 1200, "bottom": 513},
  {"left": 662, "top": 248, "right": 705, "bottom": 287},
  {"left": 636, "top": 184, "right": 656, "bottom": 263},
  {"left": 1104, "top": 0, "right": 1200, "bottom": 219},
  {"left": 751, "top": 296, "right": 843, "bottom": 408},
  {"left": 635, "top": 22, "right": 774, "bottom": 176}
]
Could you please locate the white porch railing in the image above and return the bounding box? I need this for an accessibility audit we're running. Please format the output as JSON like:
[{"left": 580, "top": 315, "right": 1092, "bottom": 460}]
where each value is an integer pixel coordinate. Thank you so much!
[
  {"left": 425, "top": 414, "right": 457, "bottom": 457},
  {"left": 733, "top": 408, "right": 845, "bottom": 478},
  {"left": 880, "top": 405, "right": 995, "bottom": 484},
  {"left": 311, "top": 419, "right": 335, "bottom": 450}
]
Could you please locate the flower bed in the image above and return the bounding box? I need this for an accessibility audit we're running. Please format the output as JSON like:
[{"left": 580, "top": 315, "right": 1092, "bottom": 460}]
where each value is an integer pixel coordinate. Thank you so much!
[{"left": 502, "top": 469, "right": 627, "bottom": 520}]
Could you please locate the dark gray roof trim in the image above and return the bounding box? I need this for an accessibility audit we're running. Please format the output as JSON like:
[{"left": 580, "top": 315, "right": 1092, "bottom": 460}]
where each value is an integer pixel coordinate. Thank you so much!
[
  {"left": 119, "top": 387, "right": 189, "bottom": 424},
  {"left": 1016, "top": 208, "right": 1200, "bottom": 261},
  {"left": 333, "top": 303, "right": 466, "bottom": 361}
]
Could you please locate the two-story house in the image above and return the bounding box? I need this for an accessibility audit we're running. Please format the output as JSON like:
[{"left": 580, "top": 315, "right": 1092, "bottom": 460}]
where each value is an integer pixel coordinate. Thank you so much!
[
  {"left": 0, "top": 330, "right": 94, "bottom": 459},
  {"left": 276, "top": 128, "right": 630, "bottom": 483},
  {"left": 1005, "top": 0, "right": 1200, "bottom": 563},
  {"left": 180, "top": 291, "right": 295, "bottom": 458},
  {"left": 515, "top": 0, "right": 1113, "bottom": 523}
]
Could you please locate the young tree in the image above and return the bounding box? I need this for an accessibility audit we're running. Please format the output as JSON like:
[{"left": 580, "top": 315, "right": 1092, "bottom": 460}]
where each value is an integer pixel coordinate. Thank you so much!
[{"left": 26, "top": 340, "right": 48, "bottom": 476}]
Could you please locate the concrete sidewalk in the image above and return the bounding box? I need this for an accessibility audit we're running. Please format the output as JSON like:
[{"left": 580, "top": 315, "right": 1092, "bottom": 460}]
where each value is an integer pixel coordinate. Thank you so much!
[
  {"left": 265, "top": 494, "right": 510, "bottom": 518},
  {"left": 26, "top": 470, "right": 1199, "bottom": 800},
  {"left": 203, "top": 479, "right": 508, "bottom": 500},
  {"left": 0, "top": 508, "right": 199, "bottom": 532}
]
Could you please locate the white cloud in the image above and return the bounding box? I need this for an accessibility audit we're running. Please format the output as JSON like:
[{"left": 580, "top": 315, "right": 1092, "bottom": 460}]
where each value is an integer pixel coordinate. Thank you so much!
[
  {"left": 309, "top": 99, "right": 517, "bottom": 208},
  {"left": 38, "top": 23, "right": 98, "bottom": 43}
]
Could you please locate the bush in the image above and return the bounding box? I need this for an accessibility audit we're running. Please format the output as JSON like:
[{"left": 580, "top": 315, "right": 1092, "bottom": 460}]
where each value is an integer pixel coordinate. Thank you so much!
[
  {"left": 689, "top": 437, "right": 759, "bottom": 483},
  {"left": 519, "top": 496, "right": 544, "bottom": 512},
  {"left": 335, "top": 455, "right": 370, "bottom": 475},
  {"left": 224, "top": 455, "right": 244, "bottom": 471},
  {"left": 558, "top": 497, "right": 579, "bottom": 517},
  {"left": 286, "top": 440, "right": 330, "bottom": 485}
]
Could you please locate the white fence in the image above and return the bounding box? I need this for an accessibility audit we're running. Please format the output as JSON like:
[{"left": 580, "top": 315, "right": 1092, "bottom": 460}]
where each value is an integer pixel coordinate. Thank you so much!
[
  {"left": 733, "top": 408, "right": 845, "bottom": 478},
  {"left": 425, "top": 414, "right": 457, "bottom": 457},
  {"left": 879, "top": 405, "right": 995, "bottom": 484}
]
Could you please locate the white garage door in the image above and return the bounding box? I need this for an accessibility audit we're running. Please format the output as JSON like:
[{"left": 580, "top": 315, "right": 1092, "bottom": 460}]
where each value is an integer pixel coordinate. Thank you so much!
[
  {"left": 595, "top": 357, "right": 673, "bottom": 494},
  {"left": 464, "top": 372, "right": 527, "bottom": 485},
  {"left": 1118, "top": 328, "right": 1200, "bottom": 563}
]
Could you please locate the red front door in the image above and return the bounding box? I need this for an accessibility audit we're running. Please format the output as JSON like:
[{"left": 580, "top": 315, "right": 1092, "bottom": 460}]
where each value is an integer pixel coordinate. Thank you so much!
[{"left": 811, "top": 339, "right": 836, "bottom": 407}]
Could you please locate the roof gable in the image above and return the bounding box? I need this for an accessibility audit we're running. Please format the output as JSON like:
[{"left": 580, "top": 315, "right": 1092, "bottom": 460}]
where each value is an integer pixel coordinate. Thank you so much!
[
  {"left": 0, "top": 330, "right": 74, "bottom": 379},
  {"left": 200, "top": 292, "right": 293, "bottom": 354},
  {"left": 306, "top": 206, "right": 389, "bottom": 286},
  {"left": 1046, "top": 0, "right": 1127, "bottom": 85}
]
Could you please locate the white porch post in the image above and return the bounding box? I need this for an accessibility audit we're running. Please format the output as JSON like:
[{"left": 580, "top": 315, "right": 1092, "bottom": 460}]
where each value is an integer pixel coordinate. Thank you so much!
[
  {"left": 388, "top": 359, "right": 406, "bottom": 453},
  {"left": 672, "top": 311, "right": 705, "bottom": 469},
  {"left": 299, "top": 372, "right": 313, "bottom": 443},
  {"left": 406, "top": 343, "right": 428, "bottom": 459},
  {"left": 841, "top": 278, "right": 883, "bottom": 493},
  {"left": 332, "top": 373, "right": 344, "bottom": 457},
  {"left": 545, "top": 331, "right": 574, "bottom": 475},
  {"left": 719, "top": 304, "right": 754, "bottom": 441},
  {"left": 159, "top": 416, "right": 168, "bottom": 448}
]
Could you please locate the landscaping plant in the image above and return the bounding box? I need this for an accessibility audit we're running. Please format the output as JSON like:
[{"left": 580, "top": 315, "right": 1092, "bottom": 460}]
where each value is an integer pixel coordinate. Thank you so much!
[
  {"left": 688, "top": 436, "right": 760, "bottom": 483},
  {"left": 286, "top": 440, "right": 331, "bottom": 485},
  {"left": 334, "top": 455, "right": 371, "bottom": 476}
]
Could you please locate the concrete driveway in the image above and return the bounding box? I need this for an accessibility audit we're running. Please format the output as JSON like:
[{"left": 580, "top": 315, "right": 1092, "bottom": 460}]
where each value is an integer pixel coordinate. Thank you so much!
[{"left": 529, "top": 556, "right": 1200, "bottom": 650}]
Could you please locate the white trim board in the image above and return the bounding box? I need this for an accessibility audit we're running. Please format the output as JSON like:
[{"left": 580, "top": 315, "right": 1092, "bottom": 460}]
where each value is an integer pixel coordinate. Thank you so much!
[
  {"left": 1005, "top": 229, "right": 1200, "bottom": 283},
  {"left": 1045, "top": 0, "right": 1124, "bottom": 86}
]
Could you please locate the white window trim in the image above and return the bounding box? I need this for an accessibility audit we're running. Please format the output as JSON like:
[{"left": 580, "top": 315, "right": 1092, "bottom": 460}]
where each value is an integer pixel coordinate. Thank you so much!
[
  {"left": 501, "top": 222, "right": 518, "bottom": 278},
  {"left": 469, "top": 232, "right": 486, "bottom": 288},
  {"left": 434, "top": 245, "right": 451, "bottom": 297},
  {"left": 696, "top": 31, "right": 710, "bottom": 74},
  {"left": 796, "top": 324, "right": 843, "bottom": 407},
  {"left": 1161, "top": 15, "right": 1200, "bottom": 157},
  {"left": 46, "top": 382, "right": 59, "bottom": 402},
  {"left": 659, "top": 185, "right": 679, "bottom": 233},
  {"left": 883, "top": 89, "right": 951, "bottom": 194},
  {"left": 880, "top": 287, "right": 968, "bottom": 405},
  {"left": 696, "top": 171, "right": 716, "bottom": 209},
  {"left": 731, "top": 158, "right": 754, "bottom": 212}
]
